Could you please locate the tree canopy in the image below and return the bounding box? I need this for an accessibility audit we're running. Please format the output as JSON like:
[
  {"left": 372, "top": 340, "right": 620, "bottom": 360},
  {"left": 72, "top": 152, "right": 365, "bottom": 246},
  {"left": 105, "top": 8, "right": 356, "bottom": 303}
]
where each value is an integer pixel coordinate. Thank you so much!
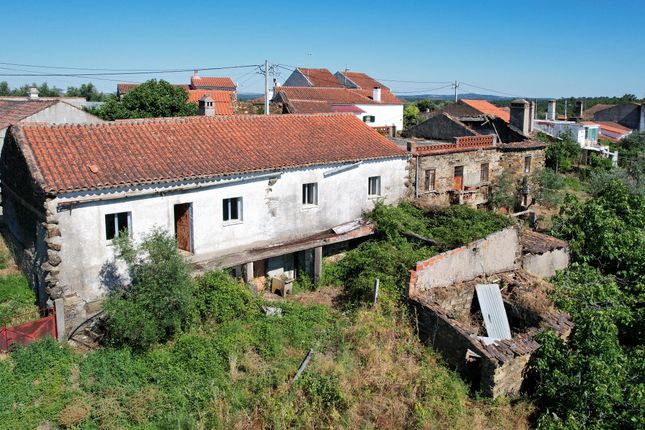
[{"left": 91, "top": 79, "right": 197, "bottom": 120}]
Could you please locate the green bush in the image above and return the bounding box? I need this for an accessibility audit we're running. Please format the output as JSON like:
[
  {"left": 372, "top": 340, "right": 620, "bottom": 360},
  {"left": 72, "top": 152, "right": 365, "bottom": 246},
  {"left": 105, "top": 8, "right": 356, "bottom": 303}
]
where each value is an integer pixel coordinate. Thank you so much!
[
  {"left": 297, "top": 371, "right": 347, "bottom": 412},
  {"left": 104, "top": 228, "right": 196, "bottom": 350},
  {"left": 195, "top": 270, "right": 257, "bottom": 323},
  {"left": 545, "top": 131, "right": 581, "bottom": 172},
  {"left": 0, "top": 273, "right": 37, "bottom": 324}
]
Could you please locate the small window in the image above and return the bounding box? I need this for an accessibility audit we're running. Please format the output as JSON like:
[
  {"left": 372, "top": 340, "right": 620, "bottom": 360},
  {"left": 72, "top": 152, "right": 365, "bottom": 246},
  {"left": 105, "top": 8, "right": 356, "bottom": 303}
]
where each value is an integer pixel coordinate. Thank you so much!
[
  {"left": 105, "top": 212, "right": 131, "bottom": 240},
  {"left": 363, "top": 115, "right": 376, "bottom": 123},
  {"left": 302, "top": 182, "right": 318, "bottom": 205},
  {"left": 424, "top": 169, "right": 436, "bottom": 191},
  {"left": 524, "top": 156, "right": 532, "bottom": 173},
  {"left": 368, "top": 176, "right": 381, "bottom": 196},
  {"left": 223, "top": 197, "right": 243, "bottom": 222},
  {"left": 480, "top": 163, "right": 489, "bottom": 182}
]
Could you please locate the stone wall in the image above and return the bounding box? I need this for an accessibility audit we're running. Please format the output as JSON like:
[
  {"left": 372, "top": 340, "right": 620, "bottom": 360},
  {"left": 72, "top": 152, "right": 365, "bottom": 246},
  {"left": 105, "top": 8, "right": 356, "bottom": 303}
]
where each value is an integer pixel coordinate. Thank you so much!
[
  {"left": 410, "top": 147, "right": 500, "bottom": 207},
  {"left": 409, "top": 227, "right": 520, "bottom": 295}
]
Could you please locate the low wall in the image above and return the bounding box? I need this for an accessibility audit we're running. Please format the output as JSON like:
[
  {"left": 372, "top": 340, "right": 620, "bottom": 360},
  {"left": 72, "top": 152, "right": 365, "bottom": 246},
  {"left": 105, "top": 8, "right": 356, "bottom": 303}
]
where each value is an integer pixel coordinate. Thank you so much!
[
  {"left": 522, "top": 248, "right": 570, "bottom": 278},
  {"left": 409, "top": 227, "right": 520, "bottom": 295}
]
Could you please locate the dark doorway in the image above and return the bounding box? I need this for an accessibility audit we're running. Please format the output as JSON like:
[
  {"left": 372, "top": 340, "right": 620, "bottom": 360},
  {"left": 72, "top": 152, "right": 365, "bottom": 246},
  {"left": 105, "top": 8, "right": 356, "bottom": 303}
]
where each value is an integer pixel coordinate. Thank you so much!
[{"left": 174, "top": 203, "right": 192, "bottom": 252}]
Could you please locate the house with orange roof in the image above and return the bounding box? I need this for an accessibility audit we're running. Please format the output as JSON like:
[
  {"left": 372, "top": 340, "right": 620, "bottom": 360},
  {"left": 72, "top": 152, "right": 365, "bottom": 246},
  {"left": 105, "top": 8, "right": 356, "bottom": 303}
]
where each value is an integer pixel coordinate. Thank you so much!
[
  {"left": 277, "top": 67, "right": 404, "bottom": 134},
  {"left": 1, "top": 112, "right": 408, "bottom": 332}
]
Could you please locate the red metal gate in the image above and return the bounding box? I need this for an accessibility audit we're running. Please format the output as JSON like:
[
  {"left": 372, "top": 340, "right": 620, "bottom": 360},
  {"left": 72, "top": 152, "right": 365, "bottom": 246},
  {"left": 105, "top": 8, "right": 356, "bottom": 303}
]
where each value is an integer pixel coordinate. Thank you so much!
[{"left": 0, "top": 308, "right": 56, "bottom": 352}]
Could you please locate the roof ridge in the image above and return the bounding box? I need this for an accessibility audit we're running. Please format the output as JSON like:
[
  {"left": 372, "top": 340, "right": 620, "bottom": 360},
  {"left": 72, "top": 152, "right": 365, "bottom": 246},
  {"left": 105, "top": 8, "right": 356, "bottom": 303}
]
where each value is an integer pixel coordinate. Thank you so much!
[{"left": 14, "top": 112, "right": 357, "bottom": 129}]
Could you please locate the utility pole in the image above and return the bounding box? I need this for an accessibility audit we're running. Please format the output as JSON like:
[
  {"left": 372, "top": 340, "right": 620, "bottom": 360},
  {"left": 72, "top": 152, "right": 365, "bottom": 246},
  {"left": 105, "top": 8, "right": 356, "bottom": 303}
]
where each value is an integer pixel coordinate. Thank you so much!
[
  {"left": 452, "top": 80, "right": 459, "bottom": 102},
  {"left": 264, "top": 59, "right": 270, "bottom": 116}
]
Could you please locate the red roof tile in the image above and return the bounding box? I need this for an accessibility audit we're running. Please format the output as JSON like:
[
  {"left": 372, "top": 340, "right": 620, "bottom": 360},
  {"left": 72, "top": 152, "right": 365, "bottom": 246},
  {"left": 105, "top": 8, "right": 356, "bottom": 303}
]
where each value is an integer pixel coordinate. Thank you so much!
[
  {"left": 589, "top": 121, "right": 632, "bottom": 135},
  {"left": 297, "top": 68, "right": 345, "bottom": 88},
  {"left": 190, "top": 75, "right": 236, "bottom": 90},
  {"left": 186, "top": 90, "right": 234, "bottom": 114},
  {"left": 287, "top": 100, "right": 335, "bottom": 114},
  {"left": 337, "top": 71, "right": 389, "bottom": 90},
  {"left": 275, "top": 86, "right": 403, "bottom": 110},
  {"left": 0, "top": 100, "right": 58, "bottom": 130},
  {"left": 461, "top": 99, "right": 511, "bottom": 123},
  {"left": 13, "top": 114, "right": 406, "bottom": 194}
]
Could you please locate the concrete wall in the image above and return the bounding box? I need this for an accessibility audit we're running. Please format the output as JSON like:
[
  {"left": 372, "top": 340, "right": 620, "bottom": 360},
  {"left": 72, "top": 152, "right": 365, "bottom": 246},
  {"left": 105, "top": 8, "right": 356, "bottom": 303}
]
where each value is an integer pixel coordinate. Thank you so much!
[
  {"left": 410, "top": 227, "right": 520, "bottom": 294},
  {"left": 50, "top": 158, "right": 408, "bottom": 304},
  {"left": 356, "top": 104, "right": 403, "bottom": 132},
  {"left": 411, "top": 148, "right": 499, "bottom": 207},
  {"left": 522, "top": 248, "right": 570, "bottom": 278},
  {"left": 405, "top": 114, "right": 476, "bottom": 140},
  {"left": 593, "top": 103, "right": 642, "bottom": 130}
]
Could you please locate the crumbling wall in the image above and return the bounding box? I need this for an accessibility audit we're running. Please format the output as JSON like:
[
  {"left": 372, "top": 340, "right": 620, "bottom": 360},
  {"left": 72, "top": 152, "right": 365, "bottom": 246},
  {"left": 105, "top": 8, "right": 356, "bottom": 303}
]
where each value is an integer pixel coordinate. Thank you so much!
[
  {"left": 522, "top": 248, "right": 570, "bottom": 278},
  {"left": 409, "top": 227, "right": 520, "bottom": 295}
]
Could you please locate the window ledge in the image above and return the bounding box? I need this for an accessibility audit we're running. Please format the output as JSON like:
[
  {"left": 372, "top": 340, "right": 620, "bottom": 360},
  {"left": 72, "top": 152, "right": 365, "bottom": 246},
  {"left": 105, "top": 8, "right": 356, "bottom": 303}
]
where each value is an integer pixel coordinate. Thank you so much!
[
  {"left": 223, "top": 220, "right": 244, "bottom": 227},
  {"left": 301, "top": 204, "right": 319, "bottom": 211},
  {"left": 368, "top": 194, "right": 382, "bottom": 200}
]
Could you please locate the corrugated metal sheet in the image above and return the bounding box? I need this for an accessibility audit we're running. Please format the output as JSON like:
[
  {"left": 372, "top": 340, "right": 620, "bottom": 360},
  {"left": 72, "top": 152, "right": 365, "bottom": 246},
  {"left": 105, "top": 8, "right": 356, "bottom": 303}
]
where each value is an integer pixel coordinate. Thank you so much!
[{"left": 476, "top": 284, "right": 511, "bottom": 340}]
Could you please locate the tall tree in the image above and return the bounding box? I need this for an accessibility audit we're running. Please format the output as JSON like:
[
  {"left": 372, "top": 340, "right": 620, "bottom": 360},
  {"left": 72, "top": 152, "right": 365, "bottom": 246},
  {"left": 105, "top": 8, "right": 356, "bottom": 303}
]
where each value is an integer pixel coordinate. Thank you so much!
[
  {"left": 92, "top": 79, "right": 197, "bottom": 120},
  {"left": 65, "top": 82, "right": 105, "bottom": 101}
]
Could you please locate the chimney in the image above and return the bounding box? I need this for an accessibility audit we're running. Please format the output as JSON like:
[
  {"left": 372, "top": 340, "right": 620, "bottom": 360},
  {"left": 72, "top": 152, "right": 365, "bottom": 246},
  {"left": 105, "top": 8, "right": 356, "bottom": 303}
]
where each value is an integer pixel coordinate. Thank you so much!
[
  {"left": 406, "top": 141, "right": 417, "bottom": 153},
  {"left": 575, "top": 100, "right": 584, "bottom": 118},
  {"left": 528, "top": 101, "right": 536, "bottom": 132},
  {"left": 29, "top": 87, "right": 39, "bottom": 99},
  {"left": 640, "top": 103, "right": 645, "bottom": 131},
  {"left": 373, "top": 86, "right": 382, "bottom": 102},
  {"left": 547, "top": 99, "right": 556, "bottom": 121},
  {"left": 510, "top": 99, "right": 530, "bottom": 136},
  {"left": 198, "top": 95, "right": 215, "bottom": 117},
  {"left": 193, "top": 70, "right": 200, "bottom": 79}
]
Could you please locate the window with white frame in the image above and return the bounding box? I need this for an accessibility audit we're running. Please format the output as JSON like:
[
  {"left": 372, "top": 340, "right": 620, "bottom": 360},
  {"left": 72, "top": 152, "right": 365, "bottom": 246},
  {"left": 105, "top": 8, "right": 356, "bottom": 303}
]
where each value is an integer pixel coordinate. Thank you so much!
[
  {"left": 368, "top": 176, "right": 381, "bottom": 196},
  {"left": 105, "top": 212, "right": 131, "bottom": 240},
  {"left": 302, "top": 182, "right": 318, "bottom": 205},
  {"left": 223, "top": 197, "right": 243, "bottom": 222},
  {"left": 363, "top": 115, "right": 376, "bottom": 123}
]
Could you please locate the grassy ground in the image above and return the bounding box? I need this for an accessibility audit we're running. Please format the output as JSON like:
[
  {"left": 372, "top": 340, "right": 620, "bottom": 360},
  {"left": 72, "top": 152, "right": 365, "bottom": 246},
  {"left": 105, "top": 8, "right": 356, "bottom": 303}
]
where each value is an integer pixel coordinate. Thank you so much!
[
  {"left": 0, "top": 288, "right": 532, "bottom": 429},
  {"left": 0, "top": 236, "right": 38, "bottom": 325}
]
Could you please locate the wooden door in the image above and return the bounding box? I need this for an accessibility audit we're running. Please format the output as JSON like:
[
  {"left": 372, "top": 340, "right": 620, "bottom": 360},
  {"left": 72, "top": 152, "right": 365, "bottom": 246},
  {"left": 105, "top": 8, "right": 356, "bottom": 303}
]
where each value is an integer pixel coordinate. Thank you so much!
[
  {"left": 174, "top": 203, "right": 192, "bottom": 252},
  {"left": 453, "top": 166, "right": 464, "bottom": 190}
]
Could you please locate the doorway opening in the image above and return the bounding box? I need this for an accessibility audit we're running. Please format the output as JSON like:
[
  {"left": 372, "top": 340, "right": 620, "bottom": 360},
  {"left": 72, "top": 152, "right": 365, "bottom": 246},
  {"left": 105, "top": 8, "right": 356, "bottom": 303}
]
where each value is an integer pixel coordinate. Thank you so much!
[{"left": 174, "top": 203, "right": 192, "bottom": 252}]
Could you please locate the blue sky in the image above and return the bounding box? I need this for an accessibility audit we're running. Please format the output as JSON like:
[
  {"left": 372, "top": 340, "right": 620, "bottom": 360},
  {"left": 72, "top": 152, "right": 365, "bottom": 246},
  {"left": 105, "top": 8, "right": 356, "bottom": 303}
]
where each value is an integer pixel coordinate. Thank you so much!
[{"left": 1, "top": 0, "right": 643, "bottom": 98}]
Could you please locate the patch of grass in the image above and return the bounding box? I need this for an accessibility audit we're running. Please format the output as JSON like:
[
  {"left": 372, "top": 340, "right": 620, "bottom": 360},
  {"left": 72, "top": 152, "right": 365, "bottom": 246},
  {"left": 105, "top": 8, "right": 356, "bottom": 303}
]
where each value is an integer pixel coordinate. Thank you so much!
[{"left": 0, "top": 273, "right": 38, "bottom": 325}]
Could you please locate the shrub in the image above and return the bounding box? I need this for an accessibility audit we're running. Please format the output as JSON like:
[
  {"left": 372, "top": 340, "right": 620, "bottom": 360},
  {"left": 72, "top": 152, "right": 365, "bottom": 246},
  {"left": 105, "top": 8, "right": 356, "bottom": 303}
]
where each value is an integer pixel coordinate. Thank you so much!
[
  {"left": 195, "top": 270, "right": 257, "bottom": 323},
  {"left": 297, "top": 371, "right": 347, "bottom": 412},
  {"left": 104, "top": 228, "right": 196, "bottom": 350},
  {"left": 545, "top": 131, "right": 581, "bottom": 172}
]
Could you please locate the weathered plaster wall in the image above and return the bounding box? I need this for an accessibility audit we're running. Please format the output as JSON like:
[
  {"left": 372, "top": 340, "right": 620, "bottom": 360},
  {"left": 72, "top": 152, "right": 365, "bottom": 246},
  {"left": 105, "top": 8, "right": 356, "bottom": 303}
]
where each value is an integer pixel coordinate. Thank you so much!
[
  {"left": 410, "top": 148, "right": 499, "bottom": 207},
  {"left": 522, "top": 248, "right": 570, "bottom": 278},
  {"left": 51, "top": 158, "right": 408, "bottom": 307},
  {"left": 410, "top": 227, "right": 520, "bottom": 294}
]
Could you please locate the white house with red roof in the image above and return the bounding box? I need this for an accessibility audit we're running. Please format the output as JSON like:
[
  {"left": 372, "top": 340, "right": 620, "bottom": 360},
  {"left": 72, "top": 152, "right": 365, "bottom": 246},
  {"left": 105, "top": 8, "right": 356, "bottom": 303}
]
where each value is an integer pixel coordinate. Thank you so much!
[
  {"left": 277, "top": 67, "right": 404, "bottom": 134},
  {"left": 2, "top": 113, "right": 407, "bottom": 331}
]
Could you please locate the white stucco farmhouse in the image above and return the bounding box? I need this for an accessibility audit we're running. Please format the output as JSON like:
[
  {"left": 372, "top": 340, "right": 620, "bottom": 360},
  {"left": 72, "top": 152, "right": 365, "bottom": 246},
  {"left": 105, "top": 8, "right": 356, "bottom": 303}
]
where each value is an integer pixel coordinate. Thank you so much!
[{"left": 1, "top": 113, "right": 408, "bottom": 334}]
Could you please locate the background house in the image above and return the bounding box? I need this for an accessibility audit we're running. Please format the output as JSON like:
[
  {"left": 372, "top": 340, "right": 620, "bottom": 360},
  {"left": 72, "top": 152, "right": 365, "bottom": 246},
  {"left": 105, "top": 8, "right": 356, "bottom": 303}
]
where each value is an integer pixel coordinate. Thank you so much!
[{"left": 1, "top": 113, "right": 408, "bottom": 334}]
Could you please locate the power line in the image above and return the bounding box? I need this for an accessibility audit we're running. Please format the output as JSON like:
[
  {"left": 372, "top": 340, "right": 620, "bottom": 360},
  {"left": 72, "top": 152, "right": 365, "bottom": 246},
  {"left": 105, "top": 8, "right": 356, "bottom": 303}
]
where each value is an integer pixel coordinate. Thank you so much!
[
  {"left": 0, "top": 66, "right": 138, "bottom": 84},
  {"left": 375, "top": 78, "right": 452, "bottom": 85},
  {"left": 393, "top": 84, "right": 453, "bottom": 94},
  {"left": 0, "top": 64, "right": 260, "bottom": 77},
  {"left": 460, "top": 82, "right": 525, "bottom": 98}
]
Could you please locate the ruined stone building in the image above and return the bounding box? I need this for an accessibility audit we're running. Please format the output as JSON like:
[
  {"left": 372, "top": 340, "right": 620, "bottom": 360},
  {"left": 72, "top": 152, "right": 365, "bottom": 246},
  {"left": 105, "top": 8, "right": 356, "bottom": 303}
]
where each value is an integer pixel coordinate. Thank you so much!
[
  {"left": 0, "top": 113, "right": 407, "bottom": 335},
  {"left": 395, "top": 99, "right": 546, "bottom": 208},
  {"left": 408, "top": 227, "right": 572, "bottom": 397}
]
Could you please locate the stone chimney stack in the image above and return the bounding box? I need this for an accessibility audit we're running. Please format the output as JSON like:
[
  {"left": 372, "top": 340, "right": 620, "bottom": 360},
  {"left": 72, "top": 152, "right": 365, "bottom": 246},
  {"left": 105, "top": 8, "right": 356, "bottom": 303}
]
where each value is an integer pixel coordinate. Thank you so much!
[
  {"left": 528, "top": 101, "right": 536, "bottom": 132},
  {"left": 547, "top": 99, "right": 556, "bottom": 121},
  {"left": 29, "top": 87, "right": 39, "bottom": 99},
  {"left": 575, "top": 100, "right": 584, "bottom": 118},
  {"left": 373, "top": 87, "right": 382, "bottom": 102},
  {"left": 640, "top": 103, "right": 645, "bottom": 131},
  {"left": 198, "top": 95, "right": 215, "bottom": 117},
  {"left": 510, "top": 99, "right": 530, "bottom": 136}
]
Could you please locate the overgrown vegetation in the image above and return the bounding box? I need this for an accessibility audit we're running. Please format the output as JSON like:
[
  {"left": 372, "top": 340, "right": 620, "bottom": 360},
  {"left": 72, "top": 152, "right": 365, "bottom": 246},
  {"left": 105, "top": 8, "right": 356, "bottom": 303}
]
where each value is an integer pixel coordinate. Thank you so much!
[
  {"left": 543, "top": 131, "right": 581, "bottom": 173},
  {"left": 528, "top": 176, "right": 645, "bottom": 429}
]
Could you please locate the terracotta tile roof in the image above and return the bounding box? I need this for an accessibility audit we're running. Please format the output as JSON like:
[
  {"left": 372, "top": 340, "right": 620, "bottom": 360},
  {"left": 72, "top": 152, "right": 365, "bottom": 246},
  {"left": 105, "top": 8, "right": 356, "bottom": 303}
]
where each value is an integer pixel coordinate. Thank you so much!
[
  {"left": 190, "top": 75, "right": 236, "bottom": 90},
  {"left": 521, "top": 230, "right": 568, "bottom": 254},
  {"left": 0, "top": 100, "right": 58, "bottom": 130},
  {"left": 186, "top": 90, "right": 234, "bottom": 114},
  {"left": 13, "top": 113, "right": 406, "bottom": 194},
  {"left": 116, "top": 83, "right": 191, "bottom": 95},
  {"left": 589, "top": 121, "right": 633, "bottom": 135},
  {"left": 331, "top": 105, "right": 365, "bottom": 113},
  {"left": 287, "top": 100, "right": 335, "bottom": 114},
  {"left": 297, "top": 68, "right": 345, "bottom": 88},
  {"left": 275, "top": 86, "right": 403, "bottom": 110},
  {"left": 336, "top": 71, "right": 389, "bottom": 90},
  {"left": 461, "top": 99, "right": 511, "bottom": 123}
]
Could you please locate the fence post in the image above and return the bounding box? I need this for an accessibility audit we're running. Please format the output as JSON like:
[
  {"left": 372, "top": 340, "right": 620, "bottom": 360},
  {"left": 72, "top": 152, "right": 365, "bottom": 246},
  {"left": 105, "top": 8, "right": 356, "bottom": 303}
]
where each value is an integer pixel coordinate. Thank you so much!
[
  {"left": 372, "top": 278, "right": 380, "bottom": 307},
  {"left": 54, "top": 298, "right": 66, "bottom": 341}
]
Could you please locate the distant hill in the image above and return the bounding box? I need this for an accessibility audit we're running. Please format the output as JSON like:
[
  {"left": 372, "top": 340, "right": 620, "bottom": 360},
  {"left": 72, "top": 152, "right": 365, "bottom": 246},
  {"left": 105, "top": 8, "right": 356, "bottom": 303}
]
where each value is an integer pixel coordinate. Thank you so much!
[{"left": 238, "top": 93, "right": 264, "bottom": 101}]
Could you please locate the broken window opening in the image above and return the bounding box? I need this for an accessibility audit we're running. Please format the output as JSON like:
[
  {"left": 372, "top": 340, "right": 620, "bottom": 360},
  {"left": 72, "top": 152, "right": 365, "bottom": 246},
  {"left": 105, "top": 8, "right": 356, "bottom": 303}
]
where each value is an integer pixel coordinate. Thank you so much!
[
  {"left": 480, "top": 163, "right": 489, "bottom": 183},
  {"left": 424, "top": 169, "right": 436, "bottom": 191}
]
